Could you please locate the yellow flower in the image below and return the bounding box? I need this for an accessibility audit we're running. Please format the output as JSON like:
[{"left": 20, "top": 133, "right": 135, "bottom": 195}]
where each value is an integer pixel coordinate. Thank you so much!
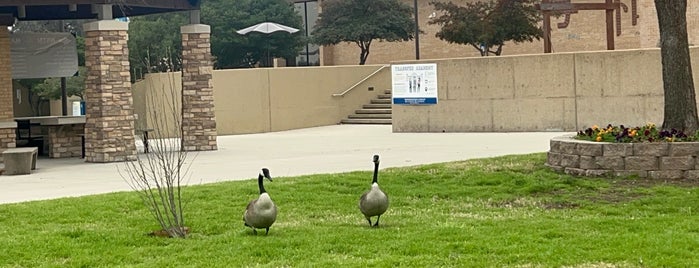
[
  {"left": 666, "top": 137, "right": 674, "bottom": 142},
  {"left": 629, "top": 130, "right": 637, "bottom": 137},
  {"left": 592, "top": 125, "right": 599, "bottom": 130},
  {"left": 596, "top": 136, "right": 602, "bottom": 142}
]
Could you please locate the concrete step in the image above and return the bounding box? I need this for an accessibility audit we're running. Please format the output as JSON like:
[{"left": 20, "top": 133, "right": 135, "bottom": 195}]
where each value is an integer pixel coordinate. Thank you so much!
[
  {"left": 356, "top": 109, "right": 392, "bottom": 114},
  {"left": 377, "top": 94, "right": 392, "bottom": 99},
  {"left": 348, "top": 114, "right": 392, "bottom": 119},
  {"left": 363, "top": 103, "right": 392, "bottom": 109},
  {"left": 371, "top": 98, "right": 391, "bottom": 104},
  {"left": 341, "top": 118, "right": 392, "bottom": 124},
  {"left": 384, "top": 89, "right": 392, "bottom": 94}
]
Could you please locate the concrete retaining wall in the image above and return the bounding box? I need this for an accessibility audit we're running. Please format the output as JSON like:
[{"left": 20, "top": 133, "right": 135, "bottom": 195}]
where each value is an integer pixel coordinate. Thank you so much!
[
  {"left": 392, "top": 47, "right": 699, "bottom": 133},
  {"left": 133, "top": 65, "right": 391, "bottom": 137}
]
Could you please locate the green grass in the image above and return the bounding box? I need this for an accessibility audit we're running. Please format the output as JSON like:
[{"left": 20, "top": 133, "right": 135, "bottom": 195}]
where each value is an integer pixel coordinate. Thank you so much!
[{"left": 2, "top": 153, "right": 699, "bottom": 267}]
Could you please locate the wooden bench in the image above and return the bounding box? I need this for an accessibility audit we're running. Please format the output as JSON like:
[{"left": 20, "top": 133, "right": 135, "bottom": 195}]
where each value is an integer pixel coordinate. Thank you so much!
[{"left": 2, "top": 147, "right": 38, "bottom": 175}]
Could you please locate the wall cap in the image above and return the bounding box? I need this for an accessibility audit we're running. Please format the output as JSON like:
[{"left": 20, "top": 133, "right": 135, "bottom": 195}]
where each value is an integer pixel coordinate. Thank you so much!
[
  {"left": 181, "top": 24, "right": 211, "bottom": 34},
  {"left": 0, "top": 121, "right": 17, "bottom": 129},
  {"left": 84, "top": 20, "right": 128, "bottom": 31}
]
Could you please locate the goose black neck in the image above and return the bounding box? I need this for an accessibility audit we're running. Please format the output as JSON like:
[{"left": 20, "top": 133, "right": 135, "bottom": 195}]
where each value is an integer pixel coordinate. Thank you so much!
[
  {"left": 372, "top": 162, "right": 379, "bottom": 184},
  {"left": 258, "top": 174, "right": 267, "bottom": 194}
]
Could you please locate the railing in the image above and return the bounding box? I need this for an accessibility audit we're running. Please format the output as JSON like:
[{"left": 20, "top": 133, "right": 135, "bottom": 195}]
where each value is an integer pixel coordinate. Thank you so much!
[{"left": 332, "top": 64, "right": 390, "bottom": 97}]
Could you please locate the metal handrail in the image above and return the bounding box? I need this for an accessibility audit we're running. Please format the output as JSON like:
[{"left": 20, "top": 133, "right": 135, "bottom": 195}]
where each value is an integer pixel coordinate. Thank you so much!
[{"left": 332, "top": 64, "right": 390, "bottom": 97}]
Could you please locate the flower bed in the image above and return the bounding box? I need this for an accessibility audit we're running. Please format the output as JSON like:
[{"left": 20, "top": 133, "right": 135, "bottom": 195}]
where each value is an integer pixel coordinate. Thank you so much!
[
  {"left": 547, "top": 134, "right": 699, "bottom": 179},
  {"left": 576, "top": 123, "right": 699, "bottom": 143}
]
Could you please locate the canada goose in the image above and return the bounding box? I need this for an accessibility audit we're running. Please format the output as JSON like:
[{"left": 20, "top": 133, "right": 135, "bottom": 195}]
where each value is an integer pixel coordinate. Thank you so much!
[
  {"left": 243, "top": 168, "right": 277, "bottom": 235},
  {"left": 359, "top": 154, "right": 389, "bottom": 227}
]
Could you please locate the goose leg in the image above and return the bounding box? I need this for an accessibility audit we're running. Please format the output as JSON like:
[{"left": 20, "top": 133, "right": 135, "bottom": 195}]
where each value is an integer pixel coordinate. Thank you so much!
[
  {"left": 373, "top": 215, "right": 381, "bottom": 227},
  {"left": 365, "top": 217, "right": 372, "bottom": 226},
  {"left": 252, "top": 228, "right": 257, "bottom": 235},
  {"left": 265, "top": 227, "right": 270, "bottom": 235}
]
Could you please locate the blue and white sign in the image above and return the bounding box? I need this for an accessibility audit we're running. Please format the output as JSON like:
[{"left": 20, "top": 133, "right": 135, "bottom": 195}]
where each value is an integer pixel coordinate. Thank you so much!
[{"left": 391, "top": 63, "right": 438, "bottom": 105}]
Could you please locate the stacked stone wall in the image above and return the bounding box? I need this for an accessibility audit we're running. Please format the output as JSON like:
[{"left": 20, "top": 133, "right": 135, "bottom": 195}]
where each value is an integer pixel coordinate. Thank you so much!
[
  {"left": 0, "top": 128, "right": 16, "bottom": 163},
  {"left": 181, "top": 26, "right": 217, "bottom": 151},
  {"left": 547, "top": 135, "right": 699, "bottom": 179},
  {"left": 47, "top": 124, "right": 84, "bottom": 158},
  {"left": 84, "top": 22, "right": 136, "bottom": 162}
]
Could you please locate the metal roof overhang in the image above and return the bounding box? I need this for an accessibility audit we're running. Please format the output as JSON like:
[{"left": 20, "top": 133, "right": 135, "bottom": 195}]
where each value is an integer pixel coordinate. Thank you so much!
[{"left": 0, "top": 0, "right": 199, "bottom": 21}]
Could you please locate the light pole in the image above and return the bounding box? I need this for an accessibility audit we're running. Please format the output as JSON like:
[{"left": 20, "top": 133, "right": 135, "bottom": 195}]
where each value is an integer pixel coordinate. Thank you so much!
[{"left": 414, "top": 0, "right": 420, "bottom": 60}]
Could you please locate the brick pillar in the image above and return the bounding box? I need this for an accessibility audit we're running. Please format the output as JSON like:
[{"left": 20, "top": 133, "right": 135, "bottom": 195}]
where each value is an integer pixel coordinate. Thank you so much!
[
  {"left": 83, "top": 21, "right": 136, "bottom": 162},
  {"left": 181, "top": 24, "right": 217, "bottom": 151},
  {"left": 0, "top": 28, "right": 16, "bottom": 163}
]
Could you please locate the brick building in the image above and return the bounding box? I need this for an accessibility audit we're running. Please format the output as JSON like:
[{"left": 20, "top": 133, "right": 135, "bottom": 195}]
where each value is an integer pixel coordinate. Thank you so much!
[{"left": 291, "top": 0, "right": 699, "bottom": 66}]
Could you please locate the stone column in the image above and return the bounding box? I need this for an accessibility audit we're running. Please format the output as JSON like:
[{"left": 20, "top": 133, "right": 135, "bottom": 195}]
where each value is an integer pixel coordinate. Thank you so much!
[
  {"left": 181, "top": 24, "right": 217, "bottom": 151},
  {"left": 0, "top": 28, "right": 16, "bottom": 163},
  {"left": 83, "top": 21, "right": 136, "bottom": 162}
]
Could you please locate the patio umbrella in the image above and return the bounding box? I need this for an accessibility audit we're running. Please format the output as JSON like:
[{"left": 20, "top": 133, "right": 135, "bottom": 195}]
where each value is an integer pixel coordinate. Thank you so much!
[
  {"left": 236, "top": 22, "right": 300, "bottom": 67},
  {"left": 236, "top": 22, "right": 300, "bottom": 35}
]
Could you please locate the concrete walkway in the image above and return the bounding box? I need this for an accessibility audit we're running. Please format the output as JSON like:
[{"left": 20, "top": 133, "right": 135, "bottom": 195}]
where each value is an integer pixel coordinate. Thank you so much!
[{"left": 0, "top": 125, "right": 570, "bottom": 204}]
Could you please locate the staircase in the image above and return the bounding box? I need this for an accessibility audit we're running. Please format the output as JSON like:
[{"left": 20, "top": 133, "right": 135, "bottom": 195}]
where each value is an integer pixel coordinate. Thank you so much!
[{"left": 341, "top": 89, "right": 392, "bottom": 125}]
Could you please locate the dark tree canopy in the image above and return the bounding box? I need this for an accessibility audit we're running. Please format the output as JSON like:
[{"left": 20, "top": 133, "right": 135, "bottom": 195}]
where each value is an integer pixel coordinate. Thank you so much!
[
  {"left": 429, "top": 0, "right": 541, "bottom": 56},
  {"left": 128, "top": 12, "right": 188, "bottom": 80},
  {"left": 202, "top": 0, "right": 304, "bottom": 68},
  {"left": 312, "top": 0, "right": 416, "bottom": 65},
  {"left": 128, "top": 0, "right": 304, "bottom": 72},
  {"left": 655, "top": 0, "right": 699, "bottom": 133}
]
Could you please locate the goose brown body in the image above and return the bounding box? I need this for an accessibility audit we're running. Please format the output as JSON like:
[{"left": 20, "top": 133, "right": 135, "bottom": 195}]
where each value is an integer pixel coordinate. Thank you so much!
[
  {"left": 359, "top": 155, "right": 389, "bottom": 227},
  {"left": 243, "top": 168, "right": 277, "bottom": 235}
]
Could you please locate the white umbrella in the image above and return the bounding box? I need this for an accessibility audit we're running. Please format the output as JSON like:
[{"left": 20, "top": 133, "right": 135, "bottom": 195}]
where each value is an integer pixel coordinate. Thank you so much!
[
  {"left": 236, "top": 22, "right": 300, "bottom": 67},
  {"left": 236, "top": 22, "right": 299, "bottom": 35}
]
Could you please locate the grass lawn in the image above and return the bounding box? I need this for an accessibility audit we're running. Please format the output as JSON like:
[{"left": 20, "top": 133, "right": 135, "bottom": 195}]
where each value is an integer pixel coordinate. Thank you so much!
[{"left": 2, "top": 153, "right": 699, "bottom": 267}]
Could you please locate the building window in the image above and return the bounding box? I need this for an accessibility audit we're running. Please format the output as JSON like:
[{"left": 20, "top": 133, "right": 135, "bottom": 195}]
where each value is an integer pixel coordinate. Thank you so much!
[{"left": 293, "top": 1, "right": 320, "bottom": 66}]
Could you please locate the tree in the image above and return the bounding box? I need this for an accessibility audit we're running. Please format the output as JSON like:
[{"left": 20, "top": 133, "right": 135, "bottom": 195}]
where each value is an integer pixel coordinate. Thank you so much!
[
  {"left": 127, "top": 0, "right": 304, "bottom": 70},
  {"left": 15, "top": 79, "right": 50, "bottom": 115},
  {"left": 429, "top": 0, "right": 542, "bottom": 56},
  {"left": 202, "top": 0, "right": 304, "bottom": 68},
  {"left": 120, "top": 73, "right": 192, "bottom": 238},
  {"left": 128, "top": 13, "right": 188, "bottom": 80},
  {"left": 32, "top": 66, "right": 87, "bottom": 101},
  {"left": 655, "top": 0, "right": 699, "bottom": 133},
  {"left": 312, "top": 0, "right": 416, "bottom": 65}
]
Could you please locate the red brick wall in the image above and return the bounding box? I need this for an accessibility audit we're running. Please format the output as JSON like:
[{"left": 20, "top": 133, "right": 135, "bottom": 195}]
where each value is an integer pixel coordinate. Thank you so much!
[{"left": 323, "top": 0, "right": 698, "bottom": 65}]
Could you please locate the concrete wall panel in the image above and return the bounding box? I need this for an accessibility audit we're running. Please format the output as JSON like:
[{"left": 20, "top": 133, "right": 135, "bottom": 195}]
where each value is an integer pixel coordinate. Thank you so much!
[{"left": 513, "top": 53, "right": 575, "bottom": 98}]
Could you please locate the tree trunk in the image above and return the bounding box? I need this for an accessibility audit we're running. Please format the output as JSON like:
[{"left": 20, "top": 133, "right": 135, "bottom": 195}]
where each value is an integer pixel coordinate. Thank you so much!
[
  {"left": 358, "top": 40, "right": 371, "bottom": 65},
  {"left": 359, "top": 48, "right": 367, "bottom": 65},
  {"left": 489, "top": 44, "right": 503, "bottom": 56},
  {"left": 655, "top": 0, "right": 699, "bottom": 133}
]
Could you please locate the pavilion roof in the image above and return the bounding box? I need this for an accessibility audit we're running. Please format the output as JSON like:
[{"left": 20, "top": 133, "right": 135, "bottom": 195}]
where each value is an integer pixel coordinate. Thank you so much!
[{"left": 0, "top": 0, "right": 199, "bottom": 21}]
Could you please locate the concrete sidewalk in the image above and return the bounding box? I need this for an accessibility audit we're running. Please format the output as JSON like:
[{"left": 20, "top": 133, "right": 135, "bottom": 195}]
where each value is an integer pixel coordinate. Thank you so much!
[{"left": 0, "top": 125, "right": 569, "bottom": 204}]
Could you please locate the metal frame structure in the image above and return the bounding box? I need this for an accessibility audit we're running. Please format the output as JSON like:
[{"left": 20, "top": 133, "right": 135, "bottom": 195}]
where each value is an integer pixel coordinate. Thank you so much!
[{"left": 0, "top": 0, "right": 199, "bottom": 22}]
